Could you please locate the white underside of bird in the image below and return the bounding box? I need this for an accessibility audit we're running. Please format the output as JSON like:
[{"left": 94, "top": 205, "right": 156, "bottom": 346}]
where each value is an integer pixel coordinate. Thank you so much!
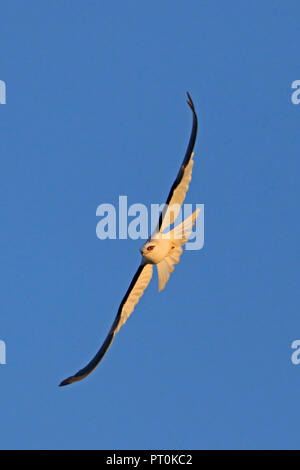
[{"left": 116, "top": 206, "right": 200, "bottom": 333}]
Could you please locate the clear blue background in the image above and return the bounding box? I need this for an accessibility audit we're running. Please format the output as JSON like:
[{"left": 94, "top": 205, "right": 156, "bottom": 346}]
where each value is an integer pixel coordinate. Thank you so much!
[{"left": 1, "top": 0, "right": 299, "bottom": 450}]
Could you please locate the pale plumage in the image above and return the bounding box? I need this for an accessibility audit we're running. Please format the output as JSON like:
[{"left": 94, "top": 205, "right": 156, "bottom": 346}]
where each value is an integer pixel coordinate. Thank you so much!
[
  {"left": 59, "top": 92, "right": 199, "bottom": 386},
  {"left": 156, "top": 208, "right": 200, "bottom": 291}
]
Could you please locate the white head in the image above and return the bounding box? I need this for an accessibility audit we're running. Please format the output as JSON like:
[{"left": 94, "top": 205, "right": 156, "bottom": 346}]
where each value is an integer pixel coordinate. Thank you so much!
[{"left": 140, "top": 238, "right": 172, "bottom": 264}]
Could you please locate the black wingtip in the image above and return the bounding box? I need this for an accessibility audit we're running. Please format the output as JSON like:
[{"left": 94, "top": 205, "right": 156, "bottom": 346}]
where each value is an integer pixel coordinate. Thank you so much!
[
  {"left": 59, "top": 378, "right": 72, "bottom": 387},
  {"left": 186, "top": 91, "right": 195, "bottom": 112}
]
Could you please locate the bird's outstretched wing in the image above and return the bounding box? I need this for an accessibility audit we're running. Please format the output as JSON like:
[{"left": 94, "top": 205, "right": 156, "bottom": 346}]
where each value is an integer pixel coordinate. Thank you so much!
[
  {"left": 157, "top": 92, "right": 198, "bottom": 234},
  {"left": 59, "top": 263, "right": 153, "bottom": 386}
]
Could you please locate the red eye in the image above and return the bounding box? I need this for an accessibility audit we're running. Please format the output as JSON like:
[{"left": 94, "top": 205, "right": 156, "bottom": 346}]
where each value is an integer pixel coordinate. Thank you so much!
[{"left": 147, "top": 246, "right": 154, "bottom": 251}]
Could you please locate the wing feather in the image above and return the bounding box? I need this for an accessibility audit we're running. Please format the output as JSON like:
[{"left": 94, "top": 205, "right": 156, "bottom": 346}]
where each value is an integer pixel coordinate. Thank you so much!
[
  {"left": 157, "top": 92, "right": 198, "bottom": 233},
  {"left": 59, "top": 263, "right": 153, "bottom": 386},
  {"left": 115, "top": 263, "right": 153, "bottom": 332}
]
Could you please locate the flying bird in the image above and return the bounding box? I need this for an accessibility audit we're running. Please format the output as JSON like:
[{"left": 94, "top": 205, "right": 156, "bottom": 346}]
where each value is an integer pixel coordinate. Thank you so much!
[{"left": 59, "top": 92, "right": 199, "bottom": 386}]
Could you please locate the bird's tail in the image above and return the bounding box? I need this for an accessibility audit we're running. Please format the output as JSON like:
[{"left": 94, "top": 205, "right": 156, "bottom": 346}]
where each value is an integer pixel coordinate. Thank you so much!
[
  {"left": 163, "top": 208, "right": 200, "bottom": 246},
  {"left": 157, "top": 208, "right": 200, "bottom": 291}
]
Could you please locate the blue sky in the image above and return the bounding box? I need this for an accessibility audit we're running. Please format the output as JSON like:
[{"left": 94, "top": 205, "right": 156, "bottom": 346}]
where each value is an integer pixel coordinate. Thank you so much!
[{"left": 1, "top": 0, "right": 300, "bottom": 450}]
